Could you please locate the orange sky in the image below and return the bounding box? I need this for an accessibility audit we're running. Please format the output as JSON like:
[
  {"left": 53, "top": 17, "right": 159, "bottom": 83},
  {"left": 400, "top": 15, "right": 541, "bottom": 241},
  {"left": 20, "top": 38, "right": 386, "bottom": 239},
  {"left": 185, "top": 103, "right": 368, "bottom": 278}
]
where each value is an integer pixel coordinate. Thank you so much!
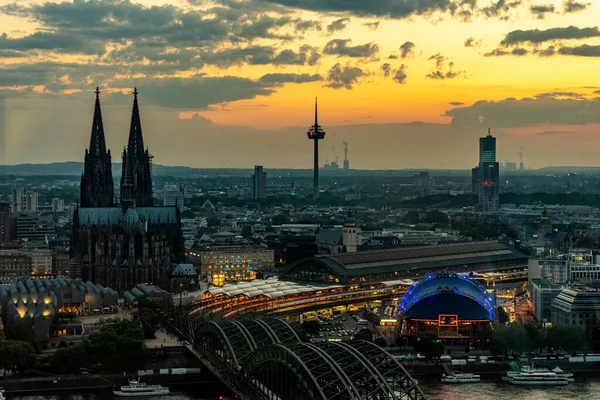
[{"left": 1, "top": 0, "right": 600, "bottom": 168}]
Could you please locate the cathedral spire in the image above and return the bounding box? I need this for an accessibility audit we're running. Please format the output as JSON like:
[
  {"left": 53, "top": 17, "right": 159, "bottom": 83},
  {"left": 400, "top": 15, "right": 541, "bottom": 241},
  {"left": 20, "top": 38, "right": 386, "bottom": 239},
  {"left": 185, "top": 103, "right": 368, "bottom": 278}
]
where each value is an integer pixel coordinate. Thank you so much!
[
  {"left": 90, "top": 87, "right": 107, "bottom": 156},
  {"left": 128, "top": 87, "right": 145, "bottom": 156},
  {"left": 80, "top": 87, "right": 115, "bottom": 208}
]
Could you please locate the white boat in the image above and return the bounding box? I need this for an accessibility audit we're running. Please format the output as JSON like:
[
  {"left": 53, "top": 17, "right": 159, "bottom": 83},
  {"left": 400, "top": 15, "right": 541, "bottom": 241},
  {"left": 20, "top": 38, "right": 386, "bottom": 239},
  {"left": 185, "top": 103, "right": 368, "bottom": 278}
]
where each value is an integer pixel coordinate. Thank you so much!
[
  {"left": 552, "top": 366, "right": 575, "bottom": 382},
  {"left": 503, "top": 366, "right": 574, "bottom": 383},
  {"left": 113, "top": 379, "right": 170, "bottom": 397},
  {"left": 441, "top": 373, "right": 481, "bottom": 383},
  {"left": 507, "top": 370, "right": 569, "bottom": 386}
]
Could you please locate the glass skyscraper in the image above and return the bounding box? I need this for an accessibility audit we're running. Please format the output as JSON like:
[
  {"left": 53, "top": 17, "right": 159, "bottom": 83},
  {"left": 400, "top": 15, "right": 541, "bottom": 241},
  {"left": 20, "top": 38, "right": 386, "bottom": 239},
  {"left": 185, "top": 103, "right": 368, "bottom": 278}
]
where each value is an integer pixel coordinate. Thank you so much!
[{"left": 478, "top": 129, "right": 499, "bottom": 212}]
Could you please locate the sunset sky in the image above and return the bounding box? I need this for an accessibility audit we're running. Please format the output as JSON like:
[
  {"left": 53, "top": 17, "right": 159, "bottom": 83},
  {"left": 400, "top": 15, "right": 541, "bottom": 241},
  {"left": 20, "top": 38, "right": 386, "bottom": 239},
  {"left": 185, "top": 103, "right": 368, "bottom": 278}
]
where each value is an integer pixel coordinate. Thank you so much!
[{"left": 1, "top": 0, "right": 600, "bottom": 169}]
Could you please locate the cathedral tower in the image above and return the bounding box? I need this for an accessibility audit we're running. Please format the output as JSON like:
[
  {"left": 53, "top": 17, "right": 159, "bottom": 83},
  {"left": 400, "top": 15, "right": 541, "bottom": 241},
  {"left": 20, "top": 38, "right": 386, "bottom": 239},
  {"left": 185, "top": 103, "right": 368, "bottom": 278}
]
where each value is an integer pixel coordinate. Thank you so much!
[
  {"left": 80, "top": 88, "right": 114, "bottom": 207},
  {"left": 120, "top": 88, "right": 153, "bottom": 209}
]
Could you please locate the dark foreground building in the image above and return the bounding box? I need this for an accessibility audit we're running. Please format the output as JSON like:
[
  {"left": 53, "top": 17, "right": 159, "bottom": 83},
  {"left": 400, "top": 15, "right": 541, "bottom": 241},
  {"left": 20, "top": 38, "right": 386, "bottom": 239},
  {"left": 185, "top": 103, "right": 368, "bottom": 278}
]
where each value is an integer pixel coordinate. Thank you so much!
[
  {"left": 280, "top": 241, "right": 527, "bottom": 285},
  {"left": 71, "top": 89, "right": 184, "bottom": 291}
]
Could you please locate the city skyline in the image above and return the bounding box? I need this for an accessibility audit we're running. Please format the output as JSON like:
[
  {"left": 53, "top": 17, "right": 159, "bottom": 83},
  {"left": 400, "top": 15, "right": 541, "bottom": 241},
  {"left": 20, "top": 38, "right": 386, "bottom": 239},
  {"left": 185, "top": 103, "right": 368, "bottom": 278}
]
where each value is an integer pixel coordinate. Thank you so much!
[{"left": 1, "top": 0, "right": 600, "bottom": 169}]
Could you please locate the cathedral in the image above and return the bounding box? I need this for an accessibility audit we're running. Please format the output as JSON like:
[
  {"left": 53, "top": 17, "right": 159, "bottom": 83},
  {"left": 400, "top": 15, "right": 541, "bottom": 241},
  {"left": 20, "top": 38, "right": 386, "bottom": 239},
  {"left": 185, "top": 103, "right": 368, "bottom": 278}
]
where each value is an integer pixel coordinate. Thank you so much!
[{"left": 71, "top": 88, "right": 185, "bottom": 292}]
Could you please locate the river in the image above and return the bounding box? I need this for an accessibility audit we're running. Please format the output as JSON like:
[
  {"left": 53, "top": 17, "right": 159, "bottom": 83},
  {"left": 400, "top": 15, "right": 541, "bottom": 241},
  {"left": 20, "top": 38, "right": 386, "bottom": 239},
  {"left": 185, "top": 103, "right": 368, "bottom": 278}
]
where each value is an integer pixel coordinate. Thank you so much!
[{"left": 5, "top": 379, "right": 600, "bottom": 400}]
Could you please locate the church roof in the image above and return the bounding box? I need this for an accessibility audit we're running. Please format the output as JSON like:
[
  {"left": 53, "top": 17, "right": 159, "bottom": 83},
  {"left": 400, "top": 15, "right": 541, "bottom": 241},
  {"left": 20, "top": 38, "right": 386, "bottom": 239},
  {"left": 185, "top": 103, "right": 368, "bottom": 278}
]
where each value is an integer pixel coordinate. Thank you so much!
[{"left": 78, "top": 207, "right": 178, "bottom": 225}]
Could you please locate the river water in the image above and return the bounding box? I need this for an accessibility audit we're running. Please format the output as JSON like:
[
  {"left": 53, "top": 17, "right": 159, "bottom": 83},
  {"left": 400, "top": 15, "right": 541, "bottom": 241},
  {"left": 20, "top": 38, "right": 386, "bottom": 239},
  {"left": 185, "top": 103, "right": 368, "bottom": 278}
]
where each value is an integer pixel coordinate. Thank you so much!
[{"left": 5, "top": 379, "right": 600, "bottom": 400}]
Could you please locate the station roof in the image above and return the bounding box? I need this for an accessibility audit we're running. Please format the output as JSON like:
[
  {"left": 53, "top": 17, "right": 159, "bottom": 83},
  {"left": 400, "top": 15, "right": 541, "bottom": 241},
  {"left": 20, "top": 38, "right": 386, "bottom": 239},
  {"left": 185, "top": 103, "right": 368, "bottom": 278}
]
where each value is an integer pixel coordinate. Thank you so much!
[{"left": 283, "top": 241, "right": 527, "bottom": 279}]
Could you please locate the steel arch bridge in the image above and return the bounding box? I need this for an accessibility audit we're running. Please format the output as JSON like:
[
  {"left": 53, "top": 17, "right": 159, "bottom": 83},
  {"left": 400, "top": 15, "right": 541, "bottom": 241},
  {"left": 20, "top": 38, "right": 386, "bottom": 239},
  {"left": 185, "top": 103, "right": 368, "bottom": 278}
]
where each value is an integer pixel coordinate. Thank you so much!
[{"left": 185, "top": 317, "right": 427, "bottom": 400}]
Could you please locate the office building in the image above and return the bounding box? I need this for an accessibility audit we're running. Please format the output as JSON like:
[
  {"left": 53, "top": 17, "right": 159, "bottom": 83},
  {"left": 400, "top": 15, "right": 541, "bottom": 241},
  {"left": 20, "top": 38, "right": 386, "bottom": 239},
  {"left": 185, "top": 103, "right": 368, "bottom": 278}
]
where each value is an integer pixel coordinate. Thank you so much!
[
  {"left": 551, "top": 287, "right": 600, "bottom": 329},
  {"left": 190, "top": 245, "right": 275, "bottom": 286},
  {"left": 251, "top": 165, "right": 267, "bottom": 199},
  {"left": 478, "top": 129, "right": 499, "bottom": 212},
  {"left": 27, "top": 248, "right": 54, "bottom": 277},
  {"left": 16, "top": 213, "right": 55, "bottom": 240},
  {"left": 530, "top": 278, "right": 563, "bottom": 325},
  {"left": 163, "top": 184, "right": 184, "bottom": 207},
  {"left": 0, "top": 251, "right": 32, "bottom": 286}
]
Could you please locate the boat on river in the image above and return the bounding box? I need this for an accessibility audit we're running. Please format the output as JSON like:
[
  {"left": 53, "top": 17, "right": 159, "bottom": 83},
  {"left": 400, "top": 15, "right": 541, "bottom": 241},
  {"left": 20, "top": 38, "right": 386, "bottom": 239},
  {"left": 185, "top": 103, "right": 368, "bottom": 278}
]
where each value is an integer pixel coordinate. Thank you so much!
[{"left": 113, "top": 379, "right": 170, "bottom": 397}]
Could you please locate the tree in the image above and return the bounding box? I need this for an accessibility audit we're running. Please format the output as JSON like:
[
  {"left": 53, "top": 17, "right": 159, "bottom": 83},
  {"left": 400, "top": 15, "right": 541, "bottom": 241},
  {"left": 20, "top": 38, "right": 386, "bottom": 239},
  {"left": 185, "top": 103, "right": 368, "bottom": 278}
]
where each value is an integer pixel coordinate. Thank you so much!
[
  {"left": 136, "top": 308, "right": 160, "bottom": 339},
  {"left": 410, "top": 332, "right": 445, "bottom": 361},
  {"left": 355, "top": 329, "right": 373, "bottom": 342},
  {"left": 401, "top": 211, "right": 421, "bottom": 224},
  {"left": 374, "top": 337, "right": 387, "bottom": 348},
  {"left": 0, "top": 339, "right": 37, "bottom": 373},
  {"left": 241, "top": 226, "right": 253, "bottom": 239},
  {"left": 395, "top": 335, "right": 408, "bottom": 349},
  {"left": 497, "top": 307, "right": 510, "bottom": 324},
  {"left": 272, "top": 214, "right": 291, "bottom": 225},
  {"left": 301, "top": 321, "right": 320, "bottom": 335}
]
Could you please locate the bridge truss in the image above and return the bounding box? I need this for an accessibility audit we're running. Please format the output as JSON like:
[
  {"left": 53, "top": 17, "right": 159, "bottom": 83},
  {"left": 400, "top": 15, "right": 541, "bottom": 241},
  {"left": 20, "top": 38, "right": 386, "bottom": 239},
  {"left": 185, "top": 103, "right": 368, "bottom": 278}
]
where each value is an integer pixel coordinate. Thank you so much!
[{"left": 181, "top": 314, "right": 427, "bottom": 400}]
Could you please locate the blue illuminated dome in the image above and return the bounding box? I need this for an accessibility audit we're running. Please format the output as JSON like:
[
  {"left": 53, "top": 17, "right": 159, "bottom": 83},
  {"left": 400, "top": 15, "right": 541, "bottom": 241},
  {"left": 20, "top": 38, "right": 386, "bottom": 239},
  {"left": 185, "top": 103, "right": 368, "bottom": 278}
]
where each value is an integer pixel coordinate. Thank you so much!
[{"left": 400, "top": 272, "right": 496, "bottom": 321}]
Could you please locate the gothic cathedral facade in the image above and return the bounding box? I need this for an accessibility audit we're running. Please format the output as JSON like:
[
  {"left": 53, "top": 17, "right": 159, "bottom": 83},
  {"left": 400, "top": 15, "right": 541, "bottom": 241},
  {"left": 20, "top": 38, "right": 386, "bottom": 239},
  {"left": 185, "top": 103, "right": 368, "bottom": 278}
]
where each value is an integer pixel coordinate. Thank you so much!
[{"left": 71, "top": 88, "right": 184, "bottom": 292}]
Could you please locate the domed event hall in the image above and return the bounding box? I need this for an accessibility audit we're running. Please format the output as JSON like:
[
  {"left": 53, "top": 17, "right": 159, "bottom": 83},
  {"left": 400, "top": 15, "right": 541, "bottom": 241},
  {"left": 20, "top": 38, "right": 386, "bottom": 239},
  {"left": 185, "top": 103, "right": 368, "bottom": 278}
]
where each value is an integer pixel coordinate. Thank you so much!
[{"left": 399, "top": 272, "right": 497, "bottom": 339}]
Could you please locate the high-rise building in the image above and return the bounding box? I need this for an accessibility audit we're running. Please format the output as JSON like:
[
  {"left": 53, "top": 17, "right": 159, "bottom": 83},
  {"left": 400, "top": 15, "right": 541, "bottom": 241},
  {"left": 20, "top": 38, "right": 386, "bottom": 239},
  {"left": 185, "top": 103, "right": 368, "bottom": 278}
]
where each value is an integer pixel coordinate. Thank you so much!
[
  {"left": 52, "top": 198, "right": 65, "bottom": 212},
  {"left": 251, "top": 165, "right": 267, "bottom": 199},
  {"left": 163, "top": 184, "right": 184, "bottom": 207},
  {"left": 0, "top": 251, "right": 32, "bottom": 286},
  {"left": 471, "top": 166, "right": 479, "bottom": 194},
  {"left": 11, "top": 187, "right": 38, "bottom": 212},
  {"left": 0, "top": 202, "right": 12, "bottom": 242},
  {"left": 478, "top": 129, "right": 499, "bottom": 212}
]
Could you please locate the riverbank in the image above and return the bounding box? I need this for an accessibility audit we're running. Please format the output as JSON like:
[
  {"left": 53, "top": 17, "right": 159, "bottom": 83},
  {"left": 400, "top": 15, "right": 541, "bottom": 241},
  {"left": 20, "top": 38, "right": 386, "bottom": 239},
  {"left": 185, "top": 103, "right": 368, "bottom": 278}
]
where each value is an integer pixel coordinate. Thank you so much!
[
  {"left": 407, "top": 360, "right": 600, "bottom": 378},
  {"left": 0, "top": 372, "right": 217, "bottom": 394}
]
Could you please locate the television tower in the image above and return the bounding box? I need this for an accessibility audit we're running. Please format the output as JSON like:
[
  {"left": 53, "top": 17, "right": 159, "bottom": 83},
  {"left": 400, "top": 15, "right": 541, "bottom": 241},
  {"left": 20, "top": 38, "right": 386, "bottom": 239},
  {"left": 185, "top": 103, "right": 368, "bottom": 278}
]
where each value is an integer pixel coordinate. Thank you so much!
[
  {"left": 343, "top": 141, "right": 349, "bottom": 170},
  {"left": 307, "top": 98, "right": 326, "bottom": 200}
]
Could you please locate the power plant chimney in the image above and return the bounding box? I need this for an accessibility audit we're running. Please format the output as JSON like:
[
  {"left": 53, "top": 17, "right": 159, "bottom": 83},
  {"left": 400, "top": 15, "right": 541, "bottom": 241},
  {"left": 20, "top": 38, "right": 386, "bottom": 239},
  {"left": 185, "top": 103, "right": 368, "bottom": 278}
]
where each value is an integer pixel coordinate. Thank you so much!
[{"left": 343, "top": 141, "right": 349, "bottom": 170}]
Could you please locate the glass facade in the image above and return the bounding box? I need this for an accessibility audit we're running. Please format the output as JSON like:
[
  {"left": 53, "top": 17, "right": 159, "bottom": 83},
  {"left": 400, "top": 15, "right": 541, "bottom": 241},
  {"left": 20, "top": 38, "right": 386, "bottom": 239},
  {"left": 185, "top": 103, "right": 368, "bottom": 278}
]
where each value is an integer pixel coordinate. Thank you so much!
[{"left": 478, "top": 131, "right": 499, "bottom": 212}]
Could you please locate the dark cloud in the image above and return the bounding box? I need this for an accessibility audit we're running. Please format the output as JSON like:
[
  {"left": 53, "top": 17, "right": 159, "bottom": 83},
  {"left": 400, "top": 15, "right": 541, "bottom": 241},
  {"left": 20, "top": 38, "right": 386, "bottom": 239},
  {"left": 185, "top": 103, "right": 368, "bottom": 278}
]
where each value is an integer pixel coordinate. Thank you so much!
[
  {"left": 426, "top": 54, "right": 465, "bottom": 80},
  {"left": 392, "top": 65, "right": 408, "bottom": 84},
  {"left": 363, "top": 21, "right": 380, "bottom": 31},
  {"left": 484, "top": 47, "right": 528, "bottom": 56},
  {"left": 480, "top": 0, "right": 522, "bottom": 20},
  {"left": 530, "top": 4, "right": 555, "bottom": 19},
  {"left": 323, "top": 39, "right": 379, "bottom": 58},
  {"left": 116, "top": 75, "right": 274, "bottom": 110},
  {"left": 464, "top": 37, "right": 482, "bottom": 47},
  {"left": 325, "top": 63, "right": 366, "bottom": 89},
  {"left": 500, "top": 26, "right": 600, "bottom": 46},
  {"left": 558, "top": 45, "right": 600, "bottom": 57},
  {"left": 445, "top": 96, "right": 600, "bottom": 127},
  {"left": 259, "top": 0, "right": 477, "bottom": 19},
  {"left": 326, "top": 18, "right": 350, "bottom": 34},
  {"left": 259, "top": 73, "right": 323, "bottom": 83},
  {"left": 533, "top": 46, "right": 556, "bottom": 57},
  {"left": 0, "top": 0, "right": 315, "bottom": 64},
  {"left": 449, "top": 101, "right": 465, "bottom": 106},
  {"left": 381, "top": 63, "right": 391, "bottom": 77},
  {"left": 563, "top": 0, "right": 590, "bottom": 13},
  {"left": 535, "top": 92, "right": 586, "bottom": 99},
  {"left": 0, "top": 31, "right": 105, "bottom": 55},
  {"left": 388, "top": 54, "right": 398, "bottom": 59},
  {"left": 399, "top": 41, "right": 416, "bottom": 58},
  {"left": 295, "top": 20, "right": 322, "bottom": 32}
]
